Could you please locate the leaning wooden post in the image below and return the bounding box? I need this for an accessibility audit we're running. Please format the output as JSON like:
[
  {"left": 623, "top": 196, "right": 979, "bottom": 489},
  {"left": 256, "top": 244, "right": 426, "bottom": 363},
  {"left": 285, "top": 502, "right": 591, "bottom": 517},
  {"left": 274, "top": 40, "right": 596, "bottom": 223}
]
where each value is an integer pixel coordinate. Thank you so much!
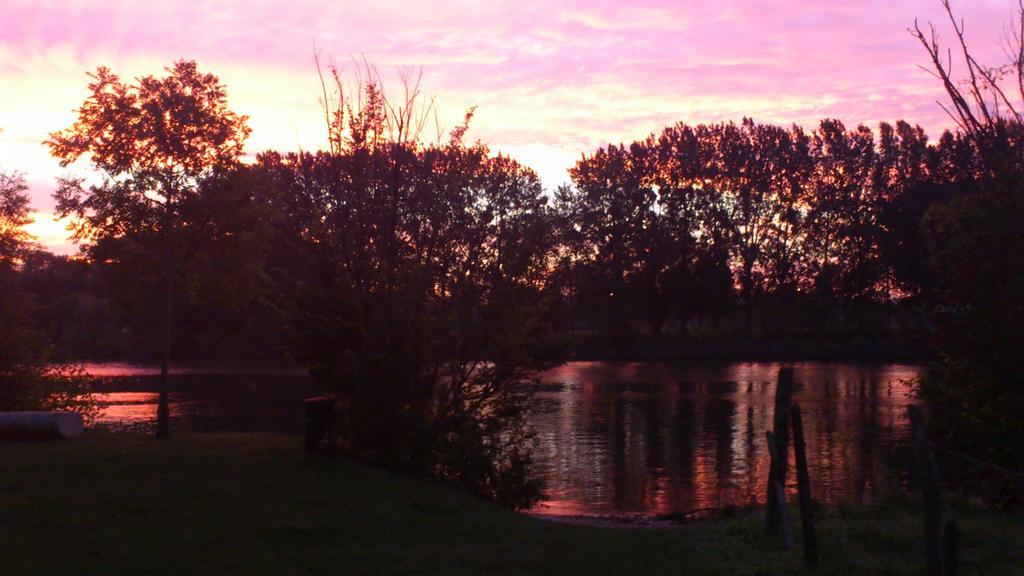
[
  {"left": 767, "top": 366, "right": 795, "bottom": 535},
  {"left": 909, "top": 405, "right": 944, "bottom": 576},
  {"left": 791, "top": 404, "right": 819, "bottom": 566},
  {"left": 766, "top": 430, "right": 796, "bottom": 549}
]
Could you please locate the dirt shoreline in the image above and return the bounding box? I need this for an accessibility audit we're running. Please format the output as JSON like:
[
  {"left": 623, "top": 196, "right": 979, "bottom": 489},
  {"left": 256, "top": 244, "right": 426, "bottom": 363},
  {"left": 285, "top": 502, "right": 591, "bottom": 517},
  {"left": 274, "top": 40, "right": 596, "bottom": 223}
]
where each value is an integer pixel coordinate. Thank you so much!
[{"left": 528, "top": 508, "right": 728, "bottom": 529}]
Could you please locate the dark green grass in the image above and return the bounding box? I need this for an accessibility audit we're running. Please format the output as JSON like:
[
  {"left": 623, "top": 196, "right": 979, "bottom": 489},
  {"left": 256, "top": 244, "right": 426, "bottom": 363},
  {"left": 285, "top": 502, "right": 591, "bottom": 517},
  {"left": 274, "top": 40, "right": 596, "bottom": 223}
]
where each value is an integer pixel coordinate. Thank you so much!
[{"left": 1, "top": 432, "right": 1021, "bottom": 575}]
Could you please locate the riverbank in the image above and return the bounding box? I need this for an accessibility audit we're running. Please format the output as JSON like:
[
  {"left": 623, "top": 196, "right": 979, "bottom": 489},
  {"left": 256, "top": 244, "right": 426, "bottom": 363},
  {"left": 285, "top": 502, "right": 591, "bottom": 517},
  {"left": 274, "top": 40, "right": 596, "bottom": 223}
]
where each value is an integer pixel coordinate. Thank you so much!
[
  {"left": 2, "top": 432, "right": 1020, "bottom": 575},
  {"left": 60, "top": 333, "right": 936, "bottom": 369}
]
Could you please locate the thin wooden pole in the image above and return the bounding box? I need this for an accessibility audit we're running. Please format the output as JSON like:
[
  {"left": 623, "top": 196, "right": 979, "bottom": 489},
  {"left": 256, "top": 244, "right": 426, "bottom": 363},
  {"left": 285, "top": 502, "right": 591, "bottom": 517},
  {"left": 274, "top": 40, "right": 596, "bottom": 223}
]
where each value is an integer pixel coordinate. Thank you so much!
[
  {"left": 791, "top": 404, "right": 819, "bottom": 566},
  {"left": 909, "top": 405, "right": 944, "bottom": 576},
  {"left": 767, "top": 366, "right": 795, "bottom": 534},
  {"left": 156, "top": 243, "right": 174, "bottom": 440},
  {"left": 766, "top": 430, "right": 796, "bottom": 549}
]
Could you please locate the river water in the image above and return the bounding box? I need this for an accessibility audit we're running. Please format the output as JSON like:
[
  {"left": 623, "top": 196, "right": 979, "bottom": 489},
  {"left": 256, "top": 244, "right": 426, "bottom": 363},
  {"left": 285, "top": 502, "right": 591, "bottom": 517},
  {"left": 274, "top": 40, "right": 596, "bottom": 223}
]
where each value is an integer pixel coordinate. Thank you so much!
[{"left": 77, "top": 361, "right": 924, "bottom": 517}]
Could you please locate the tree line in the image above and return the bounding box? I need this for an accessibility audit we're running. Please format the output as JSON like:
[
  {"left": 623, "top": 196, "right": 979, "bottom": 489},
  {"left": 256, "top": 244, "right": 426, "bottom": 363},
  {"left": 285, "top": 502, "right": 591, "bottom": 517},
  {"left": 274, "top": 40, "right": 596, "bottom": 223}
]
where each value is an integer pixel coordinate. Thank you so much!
[
  {"left": 9, "top": 114, "right": 977, "bottom": 363},
  {"left": 551, "top": 117, "right": 975, "bottom": 344}
]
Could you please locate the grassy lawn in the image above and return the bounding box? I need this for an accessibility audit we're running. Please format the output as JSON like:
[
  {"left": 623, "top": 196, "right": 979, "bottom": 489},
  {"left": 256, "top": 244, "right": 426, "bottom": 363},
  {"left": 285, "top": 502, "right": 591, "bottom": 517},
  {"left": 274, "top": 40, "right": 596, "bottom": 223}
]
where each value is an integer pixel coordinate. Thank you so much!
[{"left": 1, "top": 432, "right": 1022, "bottom": 575}]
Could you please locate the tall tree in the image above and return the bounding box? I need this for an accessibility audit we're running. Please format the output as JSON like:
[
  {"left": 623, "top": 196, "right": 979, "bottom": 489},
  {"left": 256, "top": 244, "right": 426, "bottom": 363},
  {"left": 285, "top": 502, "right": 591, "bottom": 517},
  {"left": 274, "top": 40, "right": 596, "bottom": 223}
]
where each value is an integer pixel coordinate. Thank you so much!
[
  {"left": 0, "top": 169, "right": 93, "bottom": 415},
  {"left": 0, "top": 170, "right": 39, "bottom": 385},
  {"left": 569, "top": 142, "right": 657, "bottom": 338},
  {"left": 0, "top": 168, "right": 39, "bottom": 378},
  {"left": 47, "top": 61, "right": 251, "bottom": 438},
  {"left": 1, "top": 169, "right": 47, "bottom": 410},
  {"left": 260, "top": 66, "right": 555, "bottom": 507},
  {"left": 803, "top": 120, "right": 879, "bottom": 302},
  {"left": 653, "top": 125, "right": 734, "bottom": 329},
  {"left": 912, "top": 0, "right": 1024, "bottom": 488},
  {"left": 675, "top": 119, "right": 811, "bottom": 335}
]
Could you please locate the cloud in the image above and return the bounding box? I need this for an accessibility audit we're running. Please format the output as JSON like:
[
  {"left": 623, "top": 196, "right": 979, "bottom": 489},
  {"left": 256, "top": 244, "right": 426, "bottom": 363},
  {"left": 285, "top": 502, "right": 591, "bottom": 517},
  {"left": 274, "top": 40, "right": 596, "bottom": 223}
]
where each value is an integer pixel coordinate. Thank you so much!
[{"left": 1, "top": 0, "right": 1019, "bottom": 251}]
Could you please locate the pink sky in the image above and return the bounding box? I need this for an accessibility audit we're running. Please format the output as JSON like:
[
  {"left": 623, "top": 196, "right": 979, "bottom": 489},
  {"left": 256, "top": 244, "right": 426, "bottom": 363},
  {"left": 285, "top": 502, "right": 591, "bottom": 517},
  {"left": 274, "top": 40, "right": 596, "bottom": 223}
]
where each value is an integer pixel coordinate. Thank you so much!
[{"left": 0, "top": 0, "right": 1017, "bottom": 253}]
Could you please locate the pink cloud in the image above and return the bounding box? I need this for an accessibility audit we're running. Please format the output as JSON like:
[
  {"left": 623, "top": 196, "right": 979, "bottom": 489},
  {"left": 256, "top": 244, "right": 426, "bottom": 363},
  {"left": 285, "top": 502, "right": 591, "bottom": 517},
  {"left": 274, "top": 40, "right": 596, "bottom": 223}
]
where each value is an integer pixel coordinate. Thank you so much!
[{"left": 1, "top": 0, "right": 1020, "bottom": 249}]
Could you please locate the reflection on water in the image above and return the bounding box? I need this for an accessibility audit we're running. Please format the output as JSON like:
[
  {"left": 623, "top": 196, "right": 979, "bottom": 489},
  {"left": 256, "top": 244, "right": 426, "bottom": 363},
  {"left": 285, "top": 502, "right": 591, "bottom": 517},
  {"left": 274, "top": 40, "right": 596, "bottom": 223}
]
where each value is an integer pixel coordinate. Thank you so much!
[
  {"left": 529, "top": 362, "right": 923, "bottom": 516},
  {"left": 78, "top": 361, "right": 923, "bottom": 517},
  {"left": 85, "top": 371, "right": 316, "bottom": 434},
  {"left": 91, "top": 392, "right": 226, "bottom": 433},
  {"left": 78, "top": 363, "right": 304, "bottom": 378}
]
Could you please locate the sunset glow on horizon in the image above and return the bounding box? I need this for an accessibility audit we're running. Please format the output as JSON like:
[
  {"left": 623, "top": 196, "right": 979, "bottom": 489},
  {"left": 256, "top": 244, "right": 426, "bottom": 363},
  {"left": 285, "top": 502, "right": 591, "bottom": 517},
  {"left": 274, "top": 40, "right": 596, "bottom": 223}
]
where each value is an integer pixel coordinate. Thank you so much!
[{"left": 1, "top": 0, "right": 1017, "bottom": 253}]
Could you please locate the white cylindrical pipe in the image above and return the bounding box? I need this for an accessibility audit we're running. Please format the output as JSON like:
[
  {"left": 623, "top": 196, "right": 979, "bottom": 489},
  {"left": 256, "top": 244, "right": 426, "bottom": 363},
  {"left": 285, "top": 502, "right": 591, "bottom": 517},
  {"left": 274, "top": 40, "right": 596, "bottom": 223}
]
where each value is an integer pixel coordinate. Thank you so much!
[{"left": 0, "top": 412, "right": 84, "bottom": 439}]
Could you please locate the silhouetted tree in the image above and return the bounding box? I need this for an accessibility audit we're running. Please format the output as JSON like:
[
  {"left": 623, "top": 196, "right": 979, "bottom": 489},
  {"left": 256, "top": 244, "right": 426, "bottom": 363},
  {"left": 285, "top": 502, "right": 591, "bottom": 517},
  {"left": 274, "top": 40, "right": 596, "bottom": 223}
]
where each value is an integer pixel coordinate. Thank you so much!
[
  {"left": 0, "top": 170, "right": 42, "bottom": 400},
  {"left": 259, "top": 64, "right": 555, "bottom": 507},
  {"left": 569, "top": 142, "right": 657, "bottom": 339},
  {"left": 652, "top": 125, "right": 734, "bottom": 328},
  {"left": 47, "top": 61, "right": 251, "bottom": 438},
  {"left": 803, "top": 121, "right": 875, "bottom": 301},
  {"left": 0, "top": 170, "right": 93, "bottom": 413},
  {"left": 912, "top": 0, "right": 1024, "bottom": 497},
  {"left": 661, "top": 120, "right": 812, "bottom": 335}
]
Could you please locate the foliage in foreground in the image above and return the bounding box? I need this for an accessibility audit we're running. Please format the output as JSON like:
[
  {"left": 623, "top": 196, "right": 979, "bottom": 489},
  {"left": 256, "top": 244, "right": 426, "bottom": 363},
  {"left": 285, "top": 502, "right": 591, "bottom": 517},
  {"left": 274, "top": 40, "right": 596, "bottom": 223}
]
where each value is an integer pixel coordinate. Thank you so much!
[{"left": 911, "top": 0, "right": 1024, "bottom": 501}]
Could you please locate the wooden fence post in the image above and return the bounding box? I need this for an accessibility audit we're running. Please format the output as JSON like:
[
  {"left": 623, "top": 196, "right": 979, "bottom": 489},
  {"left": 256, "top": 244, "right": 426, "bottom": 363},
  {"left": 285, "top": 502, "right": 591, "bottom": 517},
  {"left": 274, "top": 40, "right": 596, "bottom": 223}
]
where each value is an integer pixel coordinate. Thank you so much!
[
  {"left": 909, "top": 405, "right": 944, "bottom": 576},
  {"left": 791, "top": 403, "right": 819, "bottom": 566},
  {"left": 767, "top": 366, "right": 795, "bottom": 535},
  {"left": 766, "top": 430, "right": 796, "bottom": 549}
]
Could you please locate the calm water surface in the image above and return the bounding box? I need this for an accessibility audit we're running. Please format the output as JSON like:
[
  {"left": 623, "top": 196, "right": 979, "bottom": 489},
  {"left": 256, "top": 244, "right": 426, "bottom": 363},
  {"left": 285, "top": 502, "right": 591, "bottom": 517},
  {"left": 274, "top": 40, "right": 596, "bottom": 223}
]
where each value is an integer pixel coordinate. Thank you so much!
[{"left": 78, "top": 361, "right": 924, "bottom": 517}]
